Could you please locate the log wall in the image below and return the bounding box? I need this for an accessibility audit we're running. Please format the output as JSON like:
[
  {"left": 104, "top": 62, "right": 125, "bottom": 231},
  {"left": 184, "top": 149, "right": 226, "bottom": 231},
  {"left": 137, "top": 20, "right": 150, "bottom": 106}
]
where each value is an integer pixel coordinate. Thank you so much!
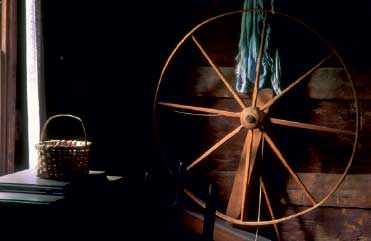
[{"left": 158, "top": 67, "right": 371, "bottom": 240}]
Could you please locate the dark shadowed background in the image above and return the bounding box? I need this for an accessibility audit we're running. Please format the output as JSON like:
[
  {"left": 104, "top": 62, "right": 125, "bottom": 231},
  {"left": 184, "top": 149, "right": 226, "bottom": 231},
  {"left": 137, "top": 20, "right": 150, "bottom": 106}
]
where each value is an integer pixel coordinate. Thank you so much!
[{"left": 40, "top": 0, "right": 371, "bottom": 178}]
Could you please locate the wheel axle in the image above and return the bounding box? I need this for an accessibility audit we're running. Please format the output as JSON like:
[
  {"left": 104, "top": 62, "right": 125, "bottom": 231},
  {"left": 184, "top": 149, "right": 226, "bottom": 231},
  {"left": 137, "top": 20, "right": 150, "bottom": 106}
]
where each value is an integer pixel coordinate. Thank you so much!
[{"left": 240, "top": 107, "right": 264, "bottom": 129}]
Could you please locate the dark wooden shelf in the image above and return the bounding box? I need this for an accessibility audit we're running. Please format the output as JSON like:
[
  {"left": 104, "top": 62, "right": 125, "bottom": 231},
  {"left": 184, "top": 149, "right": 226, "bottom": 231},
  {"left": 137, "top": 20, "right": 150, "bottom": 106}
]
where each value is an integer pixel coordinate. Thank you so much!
[{"left": 0, "top": 168, "right": 123, "bottom": 206}]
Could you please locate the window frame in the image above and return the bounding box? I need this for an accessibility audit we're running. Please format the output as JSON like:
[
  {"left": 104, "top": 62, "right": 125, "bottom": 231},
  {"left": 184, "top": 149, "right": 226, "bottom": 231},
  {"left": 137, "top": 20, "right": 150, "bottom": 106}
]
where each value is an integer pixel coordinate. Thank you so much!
[{"left": 0, "top": 0, "right": 17, "bottom": 175}]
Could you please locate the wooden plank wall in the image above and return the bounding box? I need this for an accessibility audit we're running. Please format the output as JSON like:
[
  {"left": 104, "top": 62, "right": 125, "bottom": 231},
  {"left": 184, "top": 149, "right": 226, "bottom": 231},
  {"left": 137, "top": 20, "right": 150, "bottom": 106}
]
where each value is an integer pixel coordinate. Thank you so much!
[
  {"left": 158, "top": 67, "right": 370, "bottom": 240},
  {"left": 153, "top": 2, "right": 371, "bottom": 239}
]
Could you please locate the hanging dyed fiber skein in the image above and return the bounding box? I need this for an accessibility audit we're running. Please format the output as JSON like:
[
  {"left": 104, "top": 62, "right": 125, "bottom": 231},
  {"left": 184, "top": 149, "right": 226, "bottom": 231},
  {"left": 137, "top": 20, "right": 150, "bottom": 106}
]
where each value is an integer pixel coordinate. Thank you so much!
[{"left": 235, "top": 0, "right": 282, "bottom": 95}]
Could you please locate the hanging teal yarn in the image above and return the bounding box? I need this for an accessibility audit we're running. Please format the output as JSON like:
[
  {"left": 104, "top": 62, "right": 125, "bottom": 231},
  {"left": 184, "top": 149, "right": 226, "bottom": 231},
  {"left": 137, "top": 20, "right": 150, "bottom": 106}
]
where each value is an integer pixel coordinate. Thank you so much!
[{"left": 235, "top": 0, "right": 282, "bottom": 94}]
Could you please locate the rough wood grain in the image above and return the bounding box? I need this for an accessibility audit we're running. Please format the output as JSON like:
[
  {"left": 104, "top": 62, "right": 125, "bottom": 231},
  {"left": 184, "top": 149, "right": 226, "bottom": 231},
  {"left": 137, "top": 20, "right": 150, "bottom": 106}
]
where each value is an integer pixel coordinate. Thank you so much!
[
  {"left": 263, "top": 132, "right": 317, "bottom": 206},
  {"left": 159, "top": 67, "right": 370, "bottom": 240},
  {"left": 0, "top": 0, "right": 17, "bottom": 175},
  {"left": 187, "top": 67, "right": 370, "bottom": 100},
  {"left": 279, "top": 207, "right": 371, "bottom": 241},
  {"left": 191, "top": 36, "right": 246, "bottom": 108},
  {"left": 283, "top": 173, "right": 371, "bottom": 208},
  {"left": 191, "top": 67, "right": 239, "bottom": 98},
  {"left": 307, "top": 68, "right": 353, "bottom": 99},
  {"left": 307, "top": 68, "right": 371, "bottom": 99},
  {"left": 206, "top": 171, "right": 371, "bottom": 209},
  {"left": 169, "top": 99, "right": 368, "bottom": 174}
]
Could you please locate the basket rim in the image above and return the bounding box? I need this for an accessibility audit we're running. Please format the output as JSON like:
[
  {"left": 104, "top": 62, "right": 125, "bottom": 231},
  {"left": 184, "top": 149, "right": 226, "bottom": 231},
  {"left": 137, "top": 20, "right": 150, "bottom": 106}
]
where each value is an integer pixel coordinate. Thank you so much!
[{"left": 35, "top": 139, "right": 92, "bottom": 149}]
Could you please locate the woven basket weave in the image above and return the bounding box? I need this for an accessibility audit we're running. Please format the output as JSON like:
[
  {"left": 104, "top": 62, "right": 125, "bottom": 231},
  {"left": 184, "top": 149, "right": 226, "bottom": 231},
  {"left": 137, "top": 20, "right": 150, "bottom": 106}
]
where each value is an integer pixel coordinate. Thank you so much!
[{"left": 35, "top": 114, "right": 92, "bottom": 179}]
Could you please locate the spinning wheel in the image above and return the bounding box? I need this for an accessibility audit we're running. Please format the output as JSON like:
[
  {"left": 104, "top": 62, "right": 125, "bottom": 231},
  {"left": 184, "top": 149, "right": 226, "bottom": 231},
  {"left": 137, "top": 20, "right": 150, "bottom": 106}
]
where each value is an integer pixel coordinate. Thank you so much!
[{"left": 153, "top": 9, "right": 359, "bottom": 231}]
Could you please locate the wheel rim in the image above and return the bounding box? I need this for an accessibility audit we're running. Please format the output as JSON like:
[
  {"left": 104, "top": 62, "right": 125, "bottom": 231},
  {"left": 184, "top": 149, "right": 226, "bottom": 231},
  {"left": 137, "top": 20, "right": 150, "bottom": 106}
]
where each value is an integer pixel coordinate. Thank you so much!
[{"left": 153, "top": 9, "right": 359, "bottom": 226}]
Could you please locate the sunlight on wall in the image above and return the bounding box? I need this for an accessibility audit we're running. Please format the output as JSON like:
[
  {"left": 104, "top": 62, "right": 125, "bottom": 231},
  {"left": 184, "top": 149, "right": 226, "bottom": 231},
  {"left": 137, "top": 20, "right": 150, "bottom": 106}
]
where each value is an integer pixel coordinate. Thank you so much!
[{"left": 26, "top": 0, "right": 41, "bottom": 169}]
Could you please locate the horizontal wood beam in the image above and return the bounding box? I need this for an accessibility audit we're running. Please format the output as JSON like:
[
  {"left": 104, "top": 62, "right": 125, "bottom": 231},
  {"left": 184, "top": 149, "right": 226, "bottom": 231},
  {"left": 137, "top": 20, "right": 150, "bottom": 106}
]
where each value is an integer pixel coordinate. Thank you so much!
[
  {"left": 283, "top": 173, "right": 371, "bottom": 208},
  {"left": 205, "top": 171, "right": 371, "bottom": 209},
  {"left": 187, "top": 67, "right": 370, "bottom": 100}
]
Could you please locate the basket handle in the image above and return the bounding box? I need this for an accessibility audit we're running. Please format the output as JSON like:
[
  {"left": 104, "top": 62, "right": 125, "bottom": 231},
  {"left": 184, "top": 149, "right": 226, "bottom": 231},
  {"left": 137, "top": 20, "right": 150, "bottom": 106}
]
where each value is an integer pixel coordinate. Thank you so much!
[{"left": 40, "top": 114, "right": 88, "bottom": 146}]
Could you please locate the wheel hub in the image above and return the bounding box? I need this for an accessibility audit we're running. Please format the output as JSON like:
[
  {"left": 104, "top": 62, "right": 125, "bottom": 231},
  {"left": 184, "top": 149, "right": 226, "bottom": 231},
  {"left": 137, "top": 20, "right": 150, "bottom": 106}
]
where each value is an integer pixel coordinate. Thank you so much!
[{"left": 240, "top": 107, "right": 264, "bottom": 129}]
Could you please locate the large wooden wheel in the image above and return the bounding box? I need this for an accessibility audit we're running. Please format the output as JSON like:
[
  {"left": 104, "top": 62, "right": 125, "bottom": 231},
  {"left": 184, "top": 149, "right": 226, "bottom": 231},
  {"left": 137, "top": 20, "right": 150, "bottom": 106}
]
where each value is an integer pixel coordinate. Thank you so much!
[{"left": 153, "top": 9, "right": 359, "bottom": 230}]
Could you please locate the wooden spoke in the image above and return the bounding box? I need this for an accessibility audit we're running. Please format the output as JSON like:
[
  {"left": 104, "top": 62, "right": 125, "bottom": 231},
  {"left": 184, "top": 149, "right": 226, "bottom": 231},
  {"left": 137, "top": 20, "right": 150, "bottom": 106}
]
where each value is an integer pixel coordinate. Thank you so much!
[
  {"left": 158, "top": 102, "right": 241, "bottom": 118},
  {"left": 248, "top": 130, "right": 262, "bottom": 184},
  {"left": 240, "top": 129, "right": 254, "bottom": 220},
  {"left": 263, "top": 132, "right": 317, "bottom": 205},
  {"left": 240, "top": 129, "right": 263, "bottom": 220},
  {"left": 226, "top": 129, "right": 262, "bottom": 219},
  {"left": 269, "top": 118, "right": 355, "bottom": 135},
  {"left": 226, "top": 131, "right": 251, "bottom": 218},
  {"left": 227, "top": 89, "right": 273, "bottom": 219},
  {"left": 260, "top": 177, "right": 281, "bottom": 241},
  {"left": 187, "top": 125, "right": 243, "bottom": 171},
  {"left": 259, "top": 53, "right": 335, "bottom": 111},
  {"left": 251, "top": 12, "right": 267, "bottom": 107},
  {"left": 191, "top": 35, "right": 246, "bottom": 109}
]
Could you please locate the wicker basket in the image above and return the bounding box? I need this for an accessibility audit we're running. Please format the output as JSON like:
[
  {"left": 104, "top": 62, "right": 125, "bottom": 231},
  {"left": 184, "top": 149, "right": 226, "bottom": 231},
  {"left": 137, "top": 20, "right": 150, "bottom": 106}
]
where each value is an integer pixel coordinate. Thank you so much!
[{"left": 35, "top": 114, "right": 92, "bottom": 180}]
